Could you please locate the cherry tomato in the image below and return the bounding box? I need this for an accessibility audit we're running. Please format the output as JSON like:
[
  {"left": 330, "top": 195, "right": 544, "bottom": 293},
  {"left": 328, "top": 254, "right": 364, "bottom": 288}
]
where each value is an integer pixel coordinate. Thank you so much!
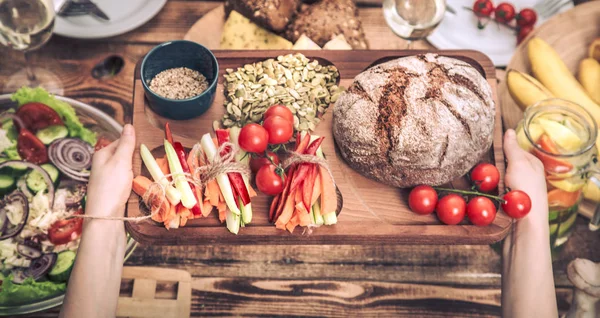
[
  {"left": 470, "top": 163, "right": 500, "bottom": 192},
  {"left": 472, "top": 0, "right": 494, "bottom": 17},
  {"left": 517, "top": 25, "right": 534, "bottom": 44},
  {"left": 239, "top": 123, "right": 269, "bottom": 153},
  {"left": 48, "top": 211, "right": 83, "bottom": 245},
  {"left": 263, "top": 115, "right": 293, "bottom": 145},
  {"left": 408, "top": 185, "right": 438, "bottom": 215},
  {"left": 94, "top": 136, "right": 112, "bottom": 152},
  {"left": 436, "top": 194, "right": 466, "bottom": 225},
  {"left": 494, "top": 3, "right": 516, "bottom": 23},
  {"left": 17, "top": 128, "right": 48, "bottom": 164},
  {"left": 516, "top": 8, "right": 537, "bottom": 27},
  {"left": 501, "top": 190, "right": 532, "bottom": 219},
  {"left": 264, "top": 104, "right": 294, "bottom": 124},
  {"left": 256, "top": 164, "right": 284, "bottom": 196},
  {"left": 15, "top": 102, "right": 63, "bottom": 132},
  {"left": 250, "top": 151, "right": 280, "bottom": 173},
  {"left": 467, "top": 196, "right": 497, "bottom": 226}
]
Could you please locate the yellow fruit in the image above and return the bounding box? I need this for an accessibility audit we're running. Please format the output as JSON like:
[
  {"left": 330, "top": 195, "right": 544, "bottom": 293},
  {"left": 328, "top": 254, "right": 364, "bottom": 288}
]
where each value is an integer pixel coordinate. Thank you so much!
[
  {"left": 536, "top": 118, "right": 583, "bottom": 152},
  {"left": 516, "top": 122, "right": 545, "bottom": 151},
  {"left": 549, "top": 179, "right": 585, "bottom": 193},
  {"left": 589, "top": 37, "right": 600, "bottom": 61},
  {"left": 578, "top": 58, "right": 600, "bottom": 104},
  {"left": 583, "top": 178, "right": 600, "bottom": 202},
  {"left": 506, "top": 69, "right": 554, "bottom": 110},
  {"left": 528, "top": 37, "right": 600, "bottom": 123}
]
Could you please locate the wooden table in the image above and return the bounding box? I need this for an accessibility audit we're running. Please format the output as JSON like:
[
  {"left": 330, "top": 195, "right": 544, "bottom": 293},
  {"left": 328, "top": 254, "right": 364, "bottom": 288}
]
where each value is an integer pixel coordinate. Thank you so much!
[{"left": 1, "top": 1, "right": 599, "bottom": 316}]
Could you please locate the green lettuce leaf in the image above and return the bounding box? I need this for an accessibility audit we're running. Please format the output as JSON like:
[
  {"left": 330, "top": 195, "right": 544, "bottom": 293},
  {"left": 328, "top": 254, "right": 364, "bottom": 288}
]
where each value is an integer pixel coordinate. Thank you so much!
[
  {"left": 10, "top": 87, "right": 97, "bottom": 145},
  {"left": 0, "top": 274, "right": 66, "bottom": 306}
]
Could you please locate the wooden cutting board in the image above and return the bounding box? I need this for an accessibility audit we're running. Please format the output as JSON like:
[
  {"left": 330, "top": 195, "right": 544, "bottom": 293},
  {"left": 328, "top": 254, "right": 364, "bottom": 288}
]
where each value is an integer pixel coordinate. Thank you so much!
[
  {"left": 125, "top": 50, "right": 511, "bottom": 246},
  {"left": 498, "top": 1, "right": 600, "bottom": 220}
]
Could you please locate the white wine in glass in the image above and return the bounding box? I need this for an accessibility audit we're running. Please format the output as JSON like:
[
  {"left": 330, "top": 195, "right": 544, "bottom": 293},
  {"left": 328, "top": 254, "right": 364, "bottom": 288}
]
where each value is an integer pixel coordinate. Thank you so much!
[
  {"left": 0, "top": 0, "right": 62, "bottom": 94},
  {"left": 383, "top": 0, "right": 446, "bottom": 48}
]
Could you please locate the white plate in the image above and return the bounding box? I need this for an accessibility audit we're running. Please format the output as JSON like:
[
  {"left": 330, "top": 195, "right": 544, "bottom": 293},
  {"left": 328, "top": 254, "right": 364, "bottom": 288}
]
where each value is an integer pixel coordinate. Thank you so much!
[
  {"left": 53, "top": 0, "right": 167, "bottom": 39},
  {"left": 427, "top": 0, "right": 573, "bottom": 66}
]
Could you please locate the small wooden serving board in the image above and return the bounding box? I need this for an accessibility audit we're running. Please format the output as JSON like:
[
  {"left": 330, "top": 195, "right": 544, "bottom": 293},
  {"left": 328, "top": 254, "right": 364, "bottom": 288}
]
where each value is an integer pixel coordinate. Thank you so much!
[{"left": 126, "top": 50, "right": 511, "bottom": 245}]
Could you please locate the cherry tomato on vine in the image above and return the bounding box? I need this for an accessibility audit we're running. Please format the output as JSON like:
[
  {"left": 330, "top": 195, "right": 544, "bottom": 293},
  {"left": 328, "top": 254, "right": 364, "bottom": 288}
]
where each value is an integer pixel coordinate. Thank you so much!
[
  {"left": 517, "top": 25, "right": 534, "bottom": 44},
  {"left": 408, "top": 185, "right": 438, "bottom": 215},
  {"left": 501, "top": 190, "right": 532, "bottom": 219},
  {"left": 264, "top": 104, "right": 294, "bottom": 124},
  {"left": 239, "top": 123, "right": 269, "bottom": 153},
  {"left": 472, "top": 0, "right": 494, "bottom": 17},
  {"left": 250, "top": 151, "right": 280, "bottom": 173},
  {"left": 494, "top": 3, "right": 516, "bottom": 23},
  {"left": 256, "top": 164, "right": 284, "bottom": 196},
  {"left": 436, "top": 194, "right": 466, "bottom": 225},
  {"left": 467, "top": 196, "right": 497, "bottom": 226},
  {"left": 470, "top": 163, "right": 500, "bottom": 192},
  {"left": 263, "top": 115, "right": 293, "bottom": 145},
  {"left": 516, "top": 8, "right": 537, "bottom": 27}
]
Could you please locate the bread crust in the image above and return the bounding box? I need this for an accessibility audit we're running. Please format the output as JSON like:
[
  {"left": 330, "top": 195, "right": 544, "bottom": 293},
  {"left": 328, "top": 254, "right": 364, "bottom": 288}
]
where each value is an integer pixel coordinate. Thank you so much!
[
  {"left": 225, "top": 0, "right": 300, "bottom": 32},
  {"left": 333, "top": 54, "right": 495, "bottom": 188}
]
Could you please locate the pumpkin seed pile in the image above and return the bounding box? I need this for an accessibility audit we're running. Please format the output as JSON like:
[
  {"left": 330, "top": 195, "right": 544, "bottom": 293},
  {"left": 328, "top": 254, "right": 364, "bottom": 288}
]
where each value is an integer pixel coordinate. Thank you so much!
[{"left": 222, "top": 53, "right": 343, "bottom": 131}]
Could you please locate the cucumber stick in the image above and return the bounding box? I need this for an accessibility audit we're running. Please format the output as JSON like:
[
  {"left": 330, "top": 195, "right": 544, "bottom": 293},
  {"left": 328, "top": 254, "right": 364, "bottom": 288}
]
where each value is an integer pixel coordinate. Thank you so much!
[
  {"left": 140, "top": 144, "right": 180, "bottom": 206},
  {"left": 313, "top": 201, "right": 324, "bottom": 226},
  {"left": 200, "top": 133, "right": 240, "bottom": 215},
  {"left": 164, "top": 140, "right": 197, "bottom": 209},
  {"left": 226, "top": 207, "right": 240, "bottom": 234}
]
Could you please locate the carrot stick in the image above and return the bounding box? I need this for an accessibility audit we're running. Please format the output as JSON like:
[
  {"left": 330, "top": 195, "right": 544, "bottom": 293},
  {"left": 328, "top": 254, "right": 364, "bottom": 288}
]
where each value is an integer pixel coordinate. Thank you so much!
[
  {"left": 133, "top": 176, "right": 169, "bottom": 223},
  {"left": 217, "top": 203, "right": 227, "bottom": 223},
  {"left": 285, "top": 221, "right": 297, "bottom": 233},
  {"left": 164, "top": 204, "right": 177, "bottom": 229},
  {"left": 248, "top": 185, "right": 257, "bottom": 198},
  {"left": 275, "top": 194, "right": 295, "bottom": 227},
  {"left": 296, "top": 202, "right": 311, "bottom": 226},
  {"left": 275, "top": 165, "right": 296, "bottom": 220},
  {"left": 319, "top": 166, "right": 337, "bottom": 215},
  {"left": 202, "top": 200, "right": 213, "bottom": 217},
  {"left": 206, "top": 180, "right": 220, "bottom": 206},
  {"left": 302, "top": 165, "right": 317, "bottom": 211},
  {"left": 311, "top": 168, "right": 321, "bottom": 206},
  {"left": 180, "top": 216, "right": 188, "bottom": 227},
  {"left": 155, "top": 157, "right": 171, "bottom": 180},
  {"left": 132, "top": 176, "right": 152, "bottom": 197},
  {"left": 269, "top": 195, "right": 280, "bottom": 223}
]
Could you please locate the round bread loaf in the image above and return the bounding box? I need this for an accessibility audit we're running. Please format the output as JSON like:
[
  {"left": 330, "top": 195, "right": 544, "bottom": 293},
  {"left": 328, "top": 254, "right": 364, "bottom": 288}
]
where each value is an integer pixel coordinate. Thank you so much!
[{"left": 332, "top": 54, "right": 495, "bottom": 188}]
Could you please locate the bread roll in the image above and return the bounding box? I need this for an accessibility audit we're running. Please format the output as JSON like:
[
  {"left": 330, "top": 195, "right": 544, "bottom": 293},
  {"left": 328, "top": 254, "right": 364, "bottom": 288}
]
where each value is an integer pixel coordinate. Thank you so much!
[{"left": 224, "top": 0, "right": 300, "bottom": 32}]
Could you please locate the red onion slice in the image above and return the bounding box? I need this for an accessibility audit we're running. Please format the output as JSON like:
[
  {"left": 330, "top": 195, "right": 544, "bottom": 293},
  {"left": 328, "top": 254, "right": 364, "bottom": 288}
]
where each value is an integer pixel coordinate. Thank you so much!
[
  {"left": 48, "top": 138, "right": 93, "bottom": 182},
  {"left": 12, "top": 253, "right": 57, "bottom": 284},
  {"left": 0, "top": 161, "right": 54, "bottom": 208},
  {"left": 0, "top": 112, "right": 25, "bottom": 132},
  {"left": 0, "top": 191, "right": 29, "bottom": 241},
  {"left": 17, "top": 243, "right": 42, "bottom": 259}
]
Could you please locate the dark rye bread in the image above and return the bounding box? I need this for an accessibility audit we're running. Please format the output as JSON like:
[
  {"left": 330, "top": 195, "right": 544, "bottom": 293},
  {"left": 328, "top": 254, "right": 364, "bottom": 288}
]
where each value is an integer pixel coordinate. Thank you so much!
[
  {"left": 225, "top": 0, "right": 300, "bottom": 32},
  {"left": 285, "top": 0, "right": 368, "bottom": 49},
  {"left": 332, "top": 54, "right": 495, "bottom": 188}
]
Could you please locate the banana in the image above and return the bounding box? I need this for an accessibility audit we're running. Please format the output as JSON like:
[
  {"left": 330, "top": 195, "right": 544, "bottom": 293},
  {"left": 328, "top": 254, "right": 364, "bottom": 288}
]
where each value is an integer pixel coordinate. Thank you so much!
[
  {"left": 528, "top": 37, "right": 600, "bottom": 125},
  {"left": 506, "top": 69, "right": 554, "bottom": 110},
  {"left": 589, "top": 37, "right": 600, "bottom": 61},
  {"left": 578, "top": 58, "right": 600, "bottom": 105}
]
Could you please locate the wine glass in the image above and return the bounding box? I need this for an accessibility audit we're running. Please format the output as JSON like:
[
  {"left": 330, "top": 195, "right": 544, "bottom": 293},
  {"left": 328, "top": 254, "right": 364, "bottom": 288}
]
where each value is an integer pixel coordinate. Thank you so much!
[
  {"left": 383, "top": 0, "right": 446, "bottom": 49},
  {"left": 0, "top": 0, "right": 62, "bottom": 94}
]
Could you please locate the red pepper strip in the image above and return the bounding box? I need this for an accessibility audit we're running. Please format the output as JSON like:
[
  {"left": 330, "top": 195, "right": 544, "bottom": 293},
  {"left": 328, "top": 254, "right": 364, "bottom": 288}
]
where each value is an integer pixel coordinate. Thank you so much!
[
  {"left": 173, "top": 142, "right": 202, "bottom": 217},
  {"left": 165, "top": 122, "right": 174, "bottom": 145},
  {"left": 302, "top": 164, "right": 317, "bottom": 212},
  {"left": 215, "top": 129, "right": 251, "bottom": 206},
  {"left": 295, "top": 133, "right": 311, "bottom": 154},
  {"left": 269, "top": 194, "right": 280, "bottom": 222},
  {"left": 289, "top": 137, "right": 324, "bottom": 193},
  {"left": 275, "top": 164, "right": 296, "bottom": 221}
]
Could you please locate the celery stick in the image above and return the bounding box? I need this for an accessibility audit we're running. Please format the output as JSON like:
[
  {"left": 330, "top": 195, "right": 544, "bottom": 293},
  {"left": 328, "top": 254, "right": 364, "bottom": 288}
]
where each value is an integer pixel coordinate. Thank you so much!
[
  {"left": 323, "top": 211, "right": 337, "bottom": 225},
  {"left": 140, "top": 144, "right": 181, "bottom": 206},
  {"left": 309, "top": 206, "right": 315, "bottom": 224},
  {"left": 200, "top": 133, "right": 240, "bottom": 215},
  {"left": 226, "top": 209, "right": 240, "bottom": 234},
  {"left": 313, "top": 201, "right": 324, "bottom": 225},
  {"left": 229, "top": 127, "right": 249, "bottom": 165},
  {"left": 164, "top": 140, "right": 197, "bottom": 209}
]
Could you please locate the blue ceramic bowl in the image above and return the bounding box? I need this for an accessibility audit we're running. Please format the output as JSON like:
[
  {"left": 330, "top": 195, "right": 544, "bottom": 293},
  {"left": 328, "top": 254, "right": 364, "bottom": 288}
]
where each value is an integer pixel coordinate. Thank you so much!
[{"left": 140, "top": 40, "right": 219, "bottom": 120}]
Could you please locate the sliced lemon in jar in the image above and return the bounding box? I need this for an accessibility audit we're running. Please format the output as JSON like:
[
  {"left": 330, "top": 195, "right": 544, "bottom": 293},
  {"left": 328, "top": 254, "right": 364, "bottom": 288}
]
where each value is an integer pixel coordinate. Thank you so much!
[
  {"left": 536, "top": 118, "right": 583, "bottom": 152},
  {"left": 548, "top": 178, "right": 585, "bottom": 192},
  {"left": 517, "top": 123, "right": 545, "bottom": 151}
]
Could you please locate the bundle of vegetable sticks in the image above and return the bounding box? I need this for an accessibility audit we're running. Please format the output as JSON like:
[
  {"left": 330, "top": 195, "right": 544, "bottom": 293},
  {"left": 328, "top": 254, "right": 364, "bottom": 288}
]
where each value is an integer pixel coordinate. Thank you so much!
[
  {"left": 270, "top": 132, "right": 338, "bottom": 233},
  {"left": 132, "top": 124, "right": 255, "bottom": 234}
]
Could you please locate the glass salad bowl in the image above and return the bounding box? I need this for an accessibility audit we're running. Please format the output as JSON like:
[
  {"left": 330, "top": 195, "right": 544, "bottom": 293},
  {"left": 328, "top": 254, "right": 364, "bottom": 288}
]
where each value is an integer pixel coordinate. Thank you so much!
[{"left": 0, "top": 94, "right": 138, "bottom": 315}]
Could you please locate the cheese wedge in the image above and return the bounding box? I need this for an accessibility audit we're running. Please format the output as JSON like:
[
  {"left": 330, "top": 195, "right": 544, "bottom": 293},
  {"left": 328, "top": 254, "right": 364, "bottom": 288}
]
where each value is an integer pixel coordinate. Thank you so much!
[
  {"left": 323, "top": 34, "right": 352, "bottom": 50},
  {"left": 292, "top": 34, "right": 321, "bottom": 50},
  {"left": 220, "top": 11, "right": 293, "bottom": 50}
]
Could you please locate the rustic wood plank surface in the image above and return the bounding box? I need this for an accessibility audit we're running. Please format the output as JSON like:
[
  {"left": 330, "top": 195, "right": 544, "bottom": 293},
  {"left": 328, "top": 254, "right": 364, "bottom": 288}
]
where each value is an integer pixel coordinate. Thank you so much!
[{"left": 1, "top": 0, "right": 599, "bottom": 317}]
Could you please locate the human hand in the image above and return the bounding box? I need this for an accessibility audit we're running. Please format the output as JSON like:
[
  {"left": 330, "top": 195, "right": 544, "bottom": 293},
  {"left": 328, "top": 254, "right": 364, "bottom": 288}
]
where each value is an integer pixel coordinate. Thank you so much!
[
  {"left": 503, "top": 129, "right": 548, "bottom": 224},
  {"left": 85, "top": 124, "right": 136, "bottom": 218}
]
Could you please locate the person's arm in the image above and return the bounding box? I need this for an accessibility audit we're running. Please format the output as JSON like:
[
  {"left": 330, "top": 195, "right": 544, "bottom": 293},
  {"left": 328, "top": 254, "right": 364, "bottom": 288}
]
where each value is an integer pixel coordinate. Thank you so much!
[
  {"left": 60, "top": 124, "right": 136, "bottom": 318},
  {"left": 501, "top": 129, "right": 558, "bottom": 318}
]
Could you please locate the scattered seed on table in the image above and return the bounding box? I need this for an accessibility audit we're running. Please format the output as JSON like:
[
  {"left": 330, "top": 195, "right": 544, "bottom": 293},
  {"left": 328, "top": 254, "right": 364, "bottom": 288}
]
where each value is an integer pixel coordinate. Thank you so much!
[{"left": 149, "top": 67, "right": 209, "bottom": 100}]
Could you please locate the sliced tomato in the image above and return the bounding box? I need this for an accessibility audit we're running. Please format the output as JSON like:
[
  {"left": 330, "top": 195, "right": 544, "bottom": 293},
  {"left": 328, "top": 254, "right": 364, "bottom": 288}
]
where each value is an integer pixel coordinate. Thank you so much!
[
  {"left": 547, "top": 189, "right": 581, "bottom": 208},
  {"left": 94, "top": 136, "right": 112, "bottom": 152},
  {"left": 533, "top": 134, "right": 573, "bottom": 174},
  {"left": 48, "top": 211, "right": 83, "bottom": 245},
  {"left": 15, "top": 102, "right": 63, "bottom": 132},
  {"left": 17, "top": 128, "right": 48, "bottom": 164}
]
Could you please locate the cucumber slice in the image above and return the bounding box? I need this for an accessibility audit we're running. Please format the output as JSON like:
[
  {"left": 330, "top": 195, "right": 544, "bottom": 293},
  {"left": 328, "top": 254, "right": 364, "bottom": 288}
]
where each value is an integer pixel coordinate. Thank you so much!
[
  {"left": 0, "top": 158, "right": 29, "bottom": 176},
  {"left": 26, "top": 164, "right": 60, "bottom": 193},
  {"left": 36, "top": 125, "right": 68, "bottom": 145},
  {"left": 48, "top": 250, "right": 76, "bottom": 283},
  {"left": 0, "top": 174, "right": 15, "bottom": 195}
]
